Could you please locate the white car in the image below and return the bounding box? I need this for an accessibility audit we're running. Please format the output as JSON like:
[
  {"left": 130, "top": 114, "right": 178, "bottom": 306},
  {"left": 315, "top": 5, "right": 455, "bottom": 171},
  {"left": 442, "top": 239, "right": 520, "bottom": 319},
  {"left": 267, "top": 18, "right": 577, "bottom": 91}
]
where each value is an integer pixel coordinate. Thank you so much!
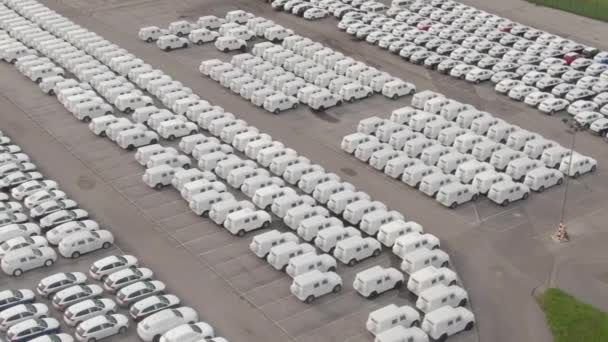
[
  {"left": 538, "top": 98, "right": 570, "bottom": 114},
  {"left": 263, "top": 93, "right": 298, "bottom": 114},
  {"left": 24, "top": 189, "right": 67, "bottom": 209},
  {"left": 58, "top": 230, "right": 114, "bottom": 258},
  {"left": 40, "top": 209, "right": 89, "bottom": 229},
  {"left": 304, "top": 8, "right": 328, "bottom": 20},
  {"left": 0, "top": 171, "right": 43, "bottom": 189},
  {"left": 188, "top": 29, "right": 219, "bottom": 45},
  {"left": 139, "top": 26, "right": 169, "bottom": 42},
  {"left": 75, "top": 314, "right": 129, "bottom": 342},
  {"left": 137, "top": 307, "right": 199, "bottom": 342},
  {"left": 215, "top": 37, "right": 247, "bottom": 52},
  {"left": 64, "top": 298, "right": 117, "bottom": 327},
  {"left": 103, "top": 267, "right": 154, "bottom": 293},
  {"left": 46, "top": 220, "right": 99, "bottom": 245},
  {"left": 0, "top": 236, "right": 48, "bottom": 259},
  {"left": 568, "top": 100, "right": 598, "bottom": 115},
  {"left": 6, "top": 318, "right": 61, "bottom": 341},
  {"left": 0, "top": 303, "right": 49, "bottom": 331},
  {"left": 160, "top": 322, "right": 215, "bottom": 342},
  {"left": 0, "top": 212, "right": 29, "bottom": 227},
  {"left": 0, "top": 201, "right": 22, "bottom": 214},
  {"left": 0, "top": 223, "right": 41, "bottom": 244},
  {"left": 465, "top": 68, "right": 493, "bottom": 83},
  {"left": 1, "top": 246, "right": 57, "bottom": 276},
  {"left": 36, "top": 272, "right": 88, "bottom": 298},
  {"left": 129, "top": 295, "right": 181, "bottom": 322},
  {"left": 30, "top": 199, "right": 78, "bottom": 219},
  {"left": 524, "top": 92, "right": 553, "bottom": 107},
  {"left": 157, "top": 35, "right": 189, "bottom": 51},
  {"left": 89, "top": 254, "right": 139, "bottom": 280}
]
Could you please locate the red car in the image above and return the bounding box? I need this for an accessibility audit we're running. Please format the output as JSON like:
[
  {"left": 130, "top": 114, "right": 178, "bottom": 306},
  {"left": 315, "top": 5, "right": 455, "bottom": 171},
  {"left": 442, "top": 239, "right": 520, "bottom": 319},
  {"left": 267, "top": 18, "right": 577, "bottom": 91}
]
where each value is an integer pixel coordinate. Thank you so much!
[{"left": 563, "top": 52, "right": 582, "bottom": 65}]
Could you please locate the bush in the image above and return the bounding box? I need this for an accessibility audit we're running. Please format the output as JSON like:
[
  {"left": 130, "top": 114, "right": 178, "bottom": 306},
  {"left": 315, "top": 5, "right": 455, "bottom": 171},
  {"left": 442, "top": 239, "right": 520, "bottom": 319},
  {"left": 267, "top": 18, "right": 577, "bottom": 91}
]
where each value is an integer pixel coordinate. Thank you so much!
[{"left": 527, "top": 0, "right": 608, "bottom": 21}]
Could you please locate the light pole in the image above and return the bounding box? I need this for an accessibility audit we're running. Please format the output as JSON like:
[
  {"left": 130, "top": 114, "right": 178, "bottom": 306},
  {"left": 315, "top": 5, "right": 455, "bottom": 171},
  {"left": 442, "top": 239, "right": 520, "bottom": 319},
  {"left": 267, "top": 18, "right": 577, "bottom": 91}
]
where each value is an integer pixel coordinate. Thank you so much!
[{"left": 554, "top": 118, "right": 582, "bottom": 242}]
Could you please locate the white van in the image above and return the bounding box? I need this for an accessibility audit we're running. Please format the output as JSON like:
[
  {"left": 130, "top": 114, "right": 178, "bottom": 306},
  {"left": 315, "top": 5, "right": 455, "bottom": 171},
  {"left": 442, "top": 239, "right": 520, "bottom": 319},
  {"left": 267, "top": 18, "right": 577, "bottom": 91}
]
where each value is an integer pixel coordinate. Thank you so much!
[
  {"left": 252, "top": 183, "right": 295, "bottom": 209},
  {"left": 436, "top": 183, "right": 479, "bottom": 208},
  {"left": 423, "top": 97, "right": 451, "bottom": 115},
  {"left": 267, "top": 241, "right": 315, "bottom": 271},
  {"left": 117, "top": 128, "right": 158, "bottom": 150},
  {"left": 366, "top": 304, "right": 421, "bottom": 336},
  {"left": 135, "top": 145, "right": 176, "bottom": 166},
  {"left": 408, "top": 112, "right": 438, "bottom": 132},
  {"left": 453, "top": 133, "right": 484, "bottom": 154},
  {"left": 271, "top": 194, "right": 315, "bottom": 218},
  {"left": 404, "top": 137, "right": 436, "bottom": 158},
  {"left": 215, "top": 36, "right": 247, "bottom": 52},
  {"left": 376, "top": 122, "right": 408, "bottom": 143},
  {"left": 401, "top": 248, "right": 450, "bottom": 275},
  {"left": 142, "top": 165, "right": 183, "bottom": 189},
  {"left": 226, "top": 10, "right": 254, "bottom": 24},
  {"left": 506, "top": 157, "right": 542, "bottom": 182},
  {"left": 353, "top": 266, "right": 404, "bottom": 298},
  {"left": 393, "top": 232, "right": 441, "bottom": 259},
  {"left": 312, "top": 181, "right": 355, "bottom": 204},
  {"left": 233, "top": 132, "right": 271, "bottom": 153},
  {"left": 437, "top": 152, "right": 472, "bottom": 175},
  {"left": 263, "top": 93, "right": 298, "bottom": 114},
  {"left": 242, "top": 175, "right": 284, "bottom": 198},
  {"left": 487, "top": 180, "right": 530, "bottom": 206},
  {"left": 197, "top": 15, "right": 226, "bottom": 30},
  {"left": 523, "top": 138, "right": 556, "bottom": 160},
  {"left": 357, "top": 116, "right": 387, "bottom": 135},
  {"left": 374, "top": 326, "right": 429, "bottom": 342},
  {"left": 355, "top": 141, "right": 392, "bottom": 162},
  {"left": 407, "top": 265, "right": 458, "bottom": 296},
  {"left": 472, "top": 139, "right": 503, "bottom": 162},
  {"left": 74, "top": 101, "right": 113, "bottom": 122},
  {"left": 490, "top": 148, "right": 524, "bottom": 171},
  {"left": 168, "top": 20, "right": 194, "bottom": 36},
  {"left": 290, "top": 270, "right": 342, "bottom": 303},
  {"left": 249, "top": 230, "right": 299, "bottom": 258},
  {"left": 190, "top": 191, "right": 233, "bottom": 217},
  {"left": 341, "top": 133, "right": 378, "bottom": 154},
  {"left": 559, "top": 153, "right": 597, "bottom": 177},
  {"left": 172, "top": 168, "right": 216, "bottom": 191},
  {"left": 440, "top": 102, "right": 473, "bottom": 122},
  {"left": 487, "top": 122, "right": 519, "bottom": 143},
  {"left": 456, "top": 110, "right": 490, "bottom": 129},
  {"left": 339, "top": 83, "right": 373, "bottom": 102},
  {"left": 411, "top": 90, "right": 444, "bottom": 109},
  {"left": 423, "top": 118, "right": 454, "bottom": 140},
  {"left": 297, "top": 172, "right": 340, "bottom": 194},
  {"left": 506, "top": 130, "right": 539, "bottom": 151},
  {"left": 359, "top": 210, "right": 403, "bottom": 236},
  {"left": 376, "top": 219, "right": 423, "bottom": 247},
  {"left": 270, "top": 155, "right": 310, "bottom": 177},
  {"left": 524, "top": 167, "right": 564, "bottom": 192},
  {"left": 146, "top": 152, "right": 190, "bottom": 169},
  {"left": 224, "top": 209, "right": 271, "bottom": 236},
  {"left": 419, "top": 173, "right": 459, "bottom": 197},
  {"left": 436, "top": 126, "right": 466, "bottom": 147},
  {"left": 421, "top": 307, "right": 475, "bottom": 341},
  {"left": 541, "top": 145, "right": 570, "bottom": 169},
  {"left": 227, "top": 166, "right": 269, "bottom": 188},
  {"left": 327, "top": 190, "right": 371, "bottom": 215},
  {"left": 382, "top": 79, "right": 416, "bottom": 99},
  {"left": 417, "top": 284, "right": 469, "bottom": 313},
  {"left": 257, "top": 146, "right": 296, "bottom": 168},
  {"left": 333, "top": 236, "right": 382, "bottom": 266},
  {"left": 472, "top": 171, "right": 510, "bottom": 195},
  {"left": 297, "top": 216, "right": 343, "bottom": 242},
  {"left": 284, "top": 205, "right": 329, "bottom": 230},
  {"left": 283, "top": 163, "right": 324, "bottom": 185},
  {"left": 209, "top": 199, "right": 255, "bottom": 225},
  {"left": 286, "top": 252, "right": 337, "bottom": 278},
  {"left": 455, "top": 160, "right": 492, "bottom": 184},
  {"left": 180, "top": 179, "right": 226, "bottom": 202}
]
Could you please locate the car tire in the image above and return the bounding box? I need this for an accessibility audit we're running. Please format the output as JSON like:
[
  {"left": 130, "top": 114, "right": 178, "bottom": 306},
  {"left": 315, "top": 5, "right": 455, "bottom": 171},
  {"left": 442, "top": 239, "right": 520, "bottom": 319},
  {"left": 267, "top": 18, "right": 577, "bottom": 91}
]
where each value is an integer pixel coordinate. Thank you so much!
[
  {"left": 393, "top": 280, "right": 403, "bottom": 289},
  {"left": 591, "top": 165, "right": 597, "bottom": 172},
  {"left": 305, "top": 295, "right": 315, "bottom": 304},
  {"left": 441, "top": 261, "right": 449, "bottom": 267},
  {"left": 154, "top": 183, "right": 163, "bottom": 190},
  {"left": 438, "top": 333, "right": 448, "bottom": 342},
  {"left": 465, "top": 321, "right": 475, "bottom": 330},
  {"left": 522, "top": 192, "right": 529, "bottom": 200},
  {"left": 88, "top": 338, "right": 96, "bottom": 342},
  {"left": 262, "top": 221, "right": 270, "bottom": 228},
  {"left": 201, "top": 210, "right": 209, "bottom": 217},
  {"left": 368, "top": 291, "right": 378, "bottom": 299},
  {"left": 153, "top": 335, "right": 161, "bottom": 342},
  {"left": 72, "top": 251, "right": 81, "bottom": 259},
  {"left": 475, "top": 79, "right": 480, "bottom": 84},
  {"left": 183, "top": 164, "right": 191, "bottom": 169},
  {"left": 13, "top": 268, "right": 23, "bottom": 277},
  {"left": 291, "top": 103, "right": 297, "bottom": 109},
  {"left": 347, "top": 258, "right": 357, "bottom": 266},
  {"left": 119, "top": 326, "right": 127, "bottom": 334},
  {"left": 391, "top": 94, "right": 398, "bottom": 100},
  {"left": 182, "top": 43, "right": 188, "bottom": 49},
  {"left": 150, "top": 138, "right": 158, "bottom": 144},
  {"left": 538, "top": 185, "right": 545, "bottom": 193},
  {"left": 83, "top": 116, "right": 91, "bottom": 123},
  {"left": 169, "top": 134, "right": 176, "bottom": 140},
  {"left": 449, "top": 202, "right": 458, "bottom": 209},
  {"left": 459, "top": 298, "right": 468, "bottom": 306},
  {"left": 273, "top": 108, "right": 280, "bottom": 114},
  {"left": 574, "top": 171, "right": 580, "bottom": 178},
  {"left": 127, "top": 144, "right": 135, "bottom": 151},
  {"left": 102, "top": 242, "right": 112, "bottom": 249},
  {"left": 240, "top": 45, "right": 247, "bottom": 52},
  {"left": 411, "top": 320, "right": 419, "bottom": 327},
  {"left": 372, "top": 249, "right": 381, "bottom": 257},
  {"left": 146, "top": 38, "right": 153, "bottom": 43},
  {"left": 501, "top": 199, "right": 510, "bottom": 206},
  {"left": 332, "top": 284, "right": 342, "bottom": 293},
  {"left": 237, "top": 229, "right": 246, "bottom": 237},
  {"left": 165, "top": 47, "right": 171, "bottom": 52}
]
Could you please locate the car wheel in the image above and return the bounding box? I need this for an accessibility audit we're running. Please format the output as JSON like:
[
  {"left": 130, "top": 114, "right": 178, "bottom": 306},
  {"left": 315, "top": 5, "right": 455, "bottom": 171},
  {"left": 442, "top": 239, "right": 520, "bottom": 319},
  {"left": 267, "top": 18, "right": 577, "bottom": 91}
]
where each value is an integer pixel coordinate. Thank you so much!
[
  {"left": 88, "top": 338, "right": 96, "bottom": 342},
  {"left": 465, "top": 321, "right": 475, "bottom": 330},
  {"left": 152, "top": 335, "right": 161, "bottom": 342},
  {"left": 262, "top": 221, "right": 270, "bottom": 228},
  {"left": 459, "top": 298, "right": 468, "bottom": 306},
  {"left": 591, "top": 165, "right": 597, "bottom": 172},
  {"left": 410, "top": 320, "right": 419, "bottom": 327},
  {"left": 124, "top": 108, "right": 132, "bottom": 114},
  {"left": 150, "top": 138, "right": 158, "bottom": 144},
  {"left": 146, "top": 37, "right": 153, "bottom": 43},
  {"left": 119, "top": 326, "right": 127, "bottom": 334},
  {"left": 13, "top": 268, "right": 23, "bottom": 277},
  {"left": 182, "top": 43, "right": 188, "bottom": 49},
  {"left": 449, "top": 202, "right": 458, "bottom": 209},
  {"left": 347, "top": 258, "right": 357, "bottom": 266},
  {"left": 154, "top": 183, "right": 163, "bottom": 190},
  {"left": 102, "top": 242, "right": 112, "bottom": 249},
  {"left": 574, "top": 171, "right": 580, "bottom": 178},
  {"left": 393, "top": 280, "right": 403, "bottom": 289},
  {"left": 368, "top": 291, "right": 378, "bottom": 299},
  {"left": 223, "top": 47, "right": 229, "bottom": 52},
  {"left": 240, "top": 45, "right": 247, "bottom": 52},
  {"left": 237, "top": 229, "right": 246, "bottom": 237},
  {"left": 183, "top": 164, "right": 190, "bottom": 169},
  {"left": 71, "top": 251, "right": 81, "bottom": 259},
  {"left": 372, "top": 249, "right": 381, "bottom": 257},
  {"left": 318, "top": 105, "right": 325, "bottom": 111},
  {"left": 501, "top": 199, "right": 510, "bottom": 206},
  {"left": 441, "top": 261, "right": 449, "bottom": 268},
  {"left": 127, "top": 144, "right": 135, "bottom": 151},
  {"left": 538, "top": 185, "right": 545, "bottom": 193},
  {"left": 273, "top": 108, "right": 280, "bottom": 114},
  {"left": 437, "top": 333, "right": 448, "bottom": 342},
  {"left": 165, "top": 47, "right": 171, "bottom": 52},
  {"left": 391, "top": 94, "right": 398, "bottom": 100},
  {"left": 475, "top": 79, "right": 480, "bottom": 84},
  {"left": 291, "top": 103, "right": 297, "bottom": 109},
  {"left": 304, "top": 295, "right": 315, "bottom": 304},
  {"left": 332, "top": 284, "right": 342, "bottom": 293},
  {"left": 169, "top": 134, "right": 176, "bottom": 140},
  {"left": 99, "top": 131, "right": 107, "bottom": 137}
]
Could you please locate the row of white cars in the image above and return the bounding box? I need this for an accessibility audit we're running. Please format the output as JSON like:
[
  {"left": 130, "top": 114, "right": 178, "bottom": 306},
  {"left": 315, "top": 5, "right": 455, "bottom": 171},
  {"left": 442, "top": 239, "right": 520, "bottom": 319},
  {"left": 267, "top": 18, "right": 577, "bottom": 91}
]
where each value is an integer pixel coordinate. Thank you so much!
[
  {"left": 0, "top": 133, "right": 115, "bottom": 280},
  {"left": 342, "top": 90, "right": 597, "bottom": 207},
  {"left": 330, "top": 0, "right": 608, "bottom": 138},
  {"left": 272, "top": 0, "right": 332, "bottom": 20}
]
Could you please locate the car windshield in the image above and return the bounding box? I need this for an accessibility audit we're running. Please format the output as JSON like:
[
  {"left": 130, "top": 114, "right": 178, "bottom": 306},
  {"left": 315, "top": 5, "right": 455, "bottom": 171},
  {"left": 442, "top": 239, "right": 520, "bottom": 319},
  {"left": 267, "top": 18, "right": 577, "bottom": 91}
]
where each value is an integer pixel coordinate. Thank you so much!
[{"left": 172, "top": 309, "right": 183, "bottom": 318}]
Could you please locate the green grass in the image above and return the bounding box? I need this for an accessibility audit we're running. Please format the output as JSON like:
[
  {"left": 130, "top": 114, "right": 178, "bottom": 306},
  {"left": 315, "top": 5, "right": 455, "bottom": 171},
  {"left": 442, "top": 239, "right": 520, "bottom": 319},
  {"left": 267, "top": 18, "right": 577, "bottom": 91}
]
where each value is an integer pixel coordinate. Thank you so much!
[
  {"left": 536, "top": 288, "right": 608, "bottom": 342},
  {"left": 527, "top": 0, "right": 608, "bottom": 22}
]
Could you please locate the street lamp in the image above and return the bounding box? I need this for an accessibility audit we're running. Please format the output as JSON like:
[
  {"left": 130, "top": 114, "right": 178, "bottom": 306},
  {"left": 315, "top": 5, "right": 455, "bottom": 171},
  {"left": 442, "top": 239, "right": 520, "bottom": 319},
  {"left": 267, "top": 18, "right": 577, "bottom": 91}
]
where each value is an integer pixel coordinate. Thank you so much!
[{"left": 554, "top": 118, "right": 583, "bottom": 242}]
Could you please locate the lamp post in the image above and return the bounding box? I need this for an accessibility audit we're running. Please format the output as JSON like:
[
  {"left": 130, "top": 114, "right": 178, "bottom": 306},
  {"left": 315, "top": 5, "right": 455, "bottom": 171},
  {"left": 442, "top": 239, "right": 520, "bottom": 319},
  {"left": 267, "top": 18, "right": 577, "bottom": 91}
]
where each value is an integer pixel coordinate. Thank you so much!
[{"left": 554, "top": 118, "right": 582, "bottom": 242}]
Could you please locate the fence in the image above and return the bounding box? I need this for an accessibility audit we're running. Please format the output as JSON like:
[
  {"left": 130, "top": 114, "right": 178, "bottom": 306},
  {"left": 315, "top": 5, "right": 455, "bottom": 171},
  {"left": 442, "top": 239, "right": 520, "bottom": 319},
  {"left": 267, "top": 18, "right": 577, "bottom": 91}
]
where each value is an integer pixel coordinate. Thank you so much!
[{"left": 527, "top": 0, "right": 608, "bottom": 22}]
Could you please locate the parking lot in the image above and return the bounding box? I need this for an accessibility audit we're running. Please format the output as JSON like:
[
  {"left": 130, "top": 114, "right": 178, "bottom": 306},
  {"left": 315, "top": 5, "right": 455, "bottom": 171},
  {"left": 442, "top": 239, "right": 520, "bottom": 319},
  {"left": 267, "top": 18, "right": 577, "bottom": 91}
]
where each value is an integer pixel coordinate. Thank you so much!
[{"left": 2, "top": 0, "right": 608, "bottom": 342}]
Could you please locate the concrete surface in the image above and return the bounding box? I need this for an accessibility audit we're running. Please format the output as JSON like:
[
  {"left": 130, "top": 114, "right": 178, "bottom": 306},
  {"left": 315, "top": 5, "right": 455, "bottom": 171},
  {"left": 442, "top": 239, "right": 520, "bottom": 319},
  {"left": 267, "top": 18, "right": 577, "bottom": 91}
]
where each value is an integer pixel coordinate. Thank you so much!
[{"left": 1, "top": 0, "right": 607, "bottom": 342}]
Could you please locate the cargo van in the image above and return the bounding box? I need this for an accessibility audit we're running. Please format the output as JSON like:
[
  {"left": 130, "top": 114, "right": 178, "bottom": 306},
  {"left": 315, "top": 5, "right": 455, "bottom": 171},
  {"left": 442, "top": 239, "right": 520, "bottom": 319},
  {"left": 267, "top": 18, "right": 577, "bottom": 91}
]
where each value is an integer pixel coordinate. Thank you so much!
[
  {"left": 227, "top": 166, "right": 269, "bottom": 189},
  {"left": 388, "top": 130, "right": 421, "bottom": 151},
  {"left": 286, "top": 252, "right": 337, "bottom": 278},
  {"left": 249, "top": 230, "right": 299, "bottom": 258},
  {"left": 419, "top": 173, "right": 459, "bottom": 197},
  {"left": 401, "top": 164, "right": 440, "bottom": 188},
  {"left": 437, "top": 152, "right": 472, "bottom": 175},
  {"left": 559, "top": 154, "right": 597, "bottom": 177},
  {"left": 409, "top": 113, "right": 437, "bottom": 132},
  {"left": 453, "top": 133, "right": 484, "bottom": 154},
  {"left": 297, "top": 217, "right": 343, "bottom": 242},
  {"left": 376, "top": 122, "right": 408, "bottom": 143},
  {"left": 393, "top": 232, "right": 441, "bottom": 259},
  {"left": 242, "top": 175, "right": 284, "bottom": 198},
  {"left": 360, "top": 210, "right": 404, "bottom": 236},
  {"left": 374, "top": 326, "right": 429, "bottom": 342},
  {"left": 327, "top": 190, "right": 371, "bottom": 215},
  {"left": 455, "top": 160, "right": 492, "bottom": 184},
  {"left": 180, "top": 179, "right": 227, "bottom": 202},
  {"left": 267, "top": 242, "right": 315, "bottom": 271},
  {"left": 436, "top": 183, "right": 479, "bottom": 208},
  {"left": 135, "top": 145, "right": 177, "bottom": 166},
  {"left": 333, "top": 236, "right": 381, "bottom": 265},
  {"left": 283, "top": 163, "right": 324, "bottom": 185},
  {"left": 524, "top": 167, "right": 564, "bottom": 192},
  {"left": 178, "top": 134, "right": 216, "bottom": 155},
  {"left": 270, "top": 155, "right": 310, "bottom": 176},
  {"left": 472, "top": 139, "right": 503, "bottom": 162},
  {"left": 487, "top": 122, "right": 518, "bottom": 143},
  {"left": 411, "top": 90, "right": 443, "bottom": 109},
  {"left": 312, "top": 181, "right": 355, "bottom": 204},
  {"left": 401, "top": 248, "right": 450, "bottom": 274},
  {"left": 404, "top": 137, "right": 436, "bottom": 158},
  {"left": 390, "top": 107, "right": 420, "bottom": 125},
  {"left": 357, "top": 116, "right": 387, "bottom": 135},
  {"left": 142, "top": 165, "right": 183, "bottom": 189},
  {"left": 407, "top": 266, "right": 458, "bottom": 296},
  {"left": 376, "top": 220, "right": 424, "bottom": 247},
  {"left": 437, "top": 126, "right": 467, "bottom": 147},
  {"left": 423, "top": 97, "right": 451, "bottom": 114},
  {"left": 298, "top": 172, "right": 340, "bottom": 194},
  {"left": 423, "top": 118, "right": 454, "bottom": 140},
  {"left": 366, "top": 304, "right": 421, "bottom": 336},
  {"left": 417, "top": 284, "right": 469, "bottom": 313},
  {"left": 472, "top": 171, "right": 510, "bottom": 194},
  {"left": 523, "top": 138, "right": 556, "bottom": 160},
  {"left": 470, "top": 116, "right": 499, "bottom": 136},
  {"left": 252, "top": 184, "right": 295, "bottom": 209},
  {"left": 506, "top": 130, "right": 539, "bottom": 151},
  {"left": 190, "top": 191, "right": 233, "bottom": 216},
  {"left": 420, "top": 145, "right": 451, "bottom": 167},
  {"left": 341, "top": 133, "right": 377, "bottom": 154},
  {"left": 234, "top": 132, "right": 271, "bottom": 153},
  {"left": 541, "top": 145, "right": 570, "bottom": 168},
  {"left": 353, "top": 266, "right": 403, "bottom": 298},
  {"left": 172, "top": 168, "right": 216, "bottom": 191},
  {"left": 440, "top": 102, "right": 474, "bottom": 122},
  {"left": 224, "top": 209, "right": 271, "bottom": 236},
  {"left": 506, "top": 157, "right": 542, "bottom": 182},
  {"left": 246, "top": 139, "right": 281, "bottom": 160},
  {"left": 370, "top": 149, "right": 402, "bottom": 170},
  {"left": 284, "top": 205, "right": 329, "bottom": 230},
  {"left": 385, "top": 155, "right": 422, "bottom": 179},
  {"left": 271, "top": 194, "right": 315, "bottom": 218},
  {"left": 315, "top": 226, "right": 361, "bottom": 253},
  {"left": 490, "top": 148, "right": 524, "bottom": 171},
  {"left": 487, "top": 180, "right": 530, "bottom": 206},
  {"left": 209, "top": 199, "right": 255, "bottom": 225},
  {"left": 456, "top": 110, "right": 490, "bottom": 129},
  {"left": 290, "top": 270, "right": 342, "bottom": 303},
  {"left": 421, "top": 307, "right": 475, "bottom": 341},
  {"left": 215, "top": 158, "right": 256, "bottom": 179},
  {"left": 355, "top": 141, "right": 392, "bottom": 162}
]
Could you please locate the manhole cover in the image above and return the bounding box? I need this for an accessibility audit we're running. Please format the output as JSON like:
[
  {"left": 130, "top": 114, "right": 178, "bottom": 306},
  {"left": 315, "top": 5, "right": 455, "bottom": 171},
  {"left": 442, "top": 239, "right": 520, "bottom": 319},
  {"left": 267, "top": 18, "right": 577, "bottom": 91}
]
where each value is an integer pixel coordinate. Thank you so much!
[
  {"left": 77, "top": 176, "right": 96, "bottom": 190},
  {"left": 341, "top": 168, "right": 357, "bottom": 176}
]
